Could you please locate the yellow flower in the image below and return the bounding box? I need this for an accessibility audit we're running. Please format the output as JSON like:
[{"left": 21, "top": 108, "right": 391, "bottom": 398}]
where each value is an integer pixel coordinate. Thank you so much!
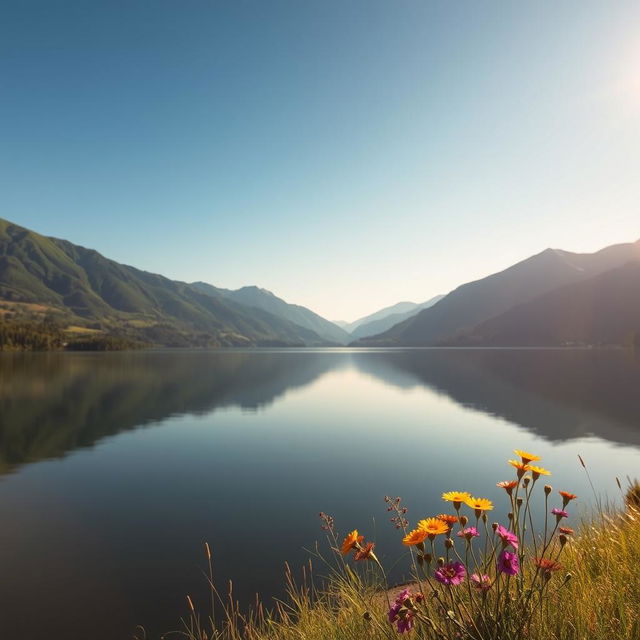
[
  {"left": 403, "top": 527, "right": 429, "bottom": 546},
  {"left": 417, "top": 517, "right": 449, "bottom": 537},
  {"left": 341, "top": 530, "right": 363, "bottom": 555},
  {"left": 464, "top": 497, "right": 494, "bottom": 513},
  {"left": 514, "top": 449, "right": 541, "bottom": 464},
  {"left": 508, "top": 459, "right": 529, "bottom": 478},
  {"left": 442, "top": 491, "right": 472, "bottom": 510},
  {"left": 527, "top": 465, "right": 551, "bottom": 478}
]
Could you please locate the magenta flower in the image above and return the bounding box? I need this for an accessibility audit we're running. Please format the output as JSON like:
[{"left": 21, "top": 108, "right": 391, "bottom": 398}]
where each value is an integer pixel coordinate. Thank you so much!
[
  {"left": 470, "top": 573, "right": 492, "bottom": 591},
  {"left": 551, "top": 508, "right": 568, "bottom": 520},
  {"left": 457, "top": 527, "right": 479, "bottom": 541},
  {"left": 387, "top": 589, "right": 415, "bottom": 634},
  {"left": 497, "top": 550, "right": 520, "bottom": 575},
  {"left": 434, "top": 561, "right": 466, "bottom": 586},
  {"left": 495, "top": 524, "right": 519, "bottom": 550}
]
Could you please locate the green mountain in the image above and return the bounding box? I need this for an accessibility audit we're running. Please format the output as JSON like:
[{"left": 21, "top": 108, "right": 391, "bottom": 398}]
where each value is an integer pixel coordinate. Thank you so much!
[
  {"left": 192, "top": 282, "right": 350, "bottom": 344},
  {"left": 445, "top": 261, "right": 640, "bottom": 347},
  {"left": 0, "top": 218, "right": 333, "bottom": 347},
  {"left": 354, "top": 240, "right": 640, "bottom": 346}
]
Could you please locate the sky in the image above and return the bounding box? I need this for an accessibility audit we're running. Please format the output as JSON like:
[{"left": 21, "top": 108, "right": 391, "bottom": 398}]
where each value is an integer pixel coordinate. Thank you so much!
[{"left": 1, "top": 1, "right": 639, "bottom": 322}]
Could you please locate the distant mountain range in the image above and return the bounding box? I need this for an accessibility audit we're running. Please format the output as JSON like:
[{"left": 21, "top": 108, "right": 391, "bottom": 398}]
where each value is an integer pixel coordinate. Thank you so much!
[
  {"left": 353, "top": 240, "right": 640, "bottom": 347},
  {"left": 2, "top": 217, "right": 639, "bottom": 349},
  {"left": 348, "top": 296, "right": 445, "bottom": 340}
]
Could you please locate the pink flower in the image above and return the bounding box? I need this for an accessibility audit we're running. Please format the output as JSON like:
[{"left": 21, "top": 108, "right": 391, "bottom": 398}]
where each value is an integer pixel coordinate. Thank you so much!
[
  {"left": 457, "top": 527, "right": 479, "bottom": 541},
  {"left": 434, "top": 561, "right": 466, "bottom": 586},
  {"left": 387, "top": 589, "right": 415, "bottom": 634},
  {"left": 497, "top": 550, "right": 519, "bottom": 576},
  {"left": 495, "top": 524, "right": 519, "bottom": 550},
  {"left": 551, "top": 508, "right": 569, "bottom": 521},
  {"left": 470, "top": 573, "right": 492, "bottom": 591}
]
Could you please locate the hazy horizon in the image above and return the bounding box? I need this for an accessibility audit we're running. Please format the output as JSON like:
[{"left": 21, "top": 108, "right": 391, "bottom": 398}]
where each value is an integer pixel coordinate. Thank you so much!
[{"left": 2, "top": 1, "right": 639, "bottom": 320}]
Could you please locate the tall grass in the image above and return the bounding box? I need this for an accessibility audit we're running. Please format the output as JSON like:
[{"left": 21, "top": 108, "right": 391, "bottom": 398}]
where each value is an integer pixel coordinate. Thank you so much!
[{"left": 165, "top": 460, "right": 640, "bottom": 640}]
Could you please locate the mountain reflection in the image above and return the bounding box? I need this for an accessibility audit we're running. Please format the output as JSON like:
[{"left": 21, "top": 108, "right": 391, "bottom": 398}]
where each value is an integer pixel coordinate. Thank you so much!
[
  {"left": 1, "top": 348, "right": 639, "bottom": 474},
  {"left": 353, "top": 348, "right": 640, "bottom": 447}
]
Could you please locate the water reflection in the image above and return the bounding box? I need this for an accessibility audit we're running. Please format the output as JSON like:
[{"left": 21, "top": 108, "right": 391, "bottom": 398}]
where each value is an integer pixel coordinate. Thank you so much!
[{"left": 1, "top": 349, "right": 639, "bottom": 475}]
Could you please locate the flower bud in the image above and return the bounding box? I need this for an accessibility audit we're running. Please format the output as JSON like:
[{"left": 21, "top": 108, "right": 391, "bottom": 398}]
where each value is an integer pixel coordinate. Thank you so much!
[
  {"left": 544, "top": 485, "right": 552, "bottom": 495},
  {"left": 492, "top": 522, "right": 499, "bottom": 532},
  {"left": 508, "top": 512, "right": 513, "bottom": 521},
  {"left": 444, "top": 538, "right": 453, "bottom": 549},
  {"left": 523, "top": 476, "right": 531, "bottom": 487},
  {"left": 424, "top": 552, "right": 432, "bottom": 564},
  {"left": 460, "top": 515, "right": 468, "bottom": 527},
  {"left": 481, "top": 513, "right": 488, "bottom": 523},
  {"left": 417, "top": 541, "right": 425, "bottom": 553},
  {"left": 437, "top": 557, "right": 445, "bottom": 567},
  {"left": 516, "top": 497, "right": 524, "bottom": 507},
  {"left": 559, "top": 534, "right": 567, "bottom": 547},
  {"left": 363, "top": 611, "right": 372, "bottom": 621}
]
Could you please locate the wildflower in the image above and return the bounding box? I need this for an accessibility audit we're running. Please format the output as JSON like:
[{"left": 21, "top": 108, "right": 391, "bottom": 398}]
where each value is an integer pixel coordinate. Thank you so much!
[
  {"left": 464, "top": 497, "right": 494, "bottom": 518},
  {"left": 354, "top": 542, "right": 376, "bottom": 561},
  {"left": 434, "top": 561, "right": 466, "bottom": 586},
  {"left": 534, "top": 557, "right": 563, "bottom": 578},
  {"left": 559, "top": 491, "right": 578, "bottom": 506},
  {"left": 514, "top": 449, "right": 541, "bottom": 463},
  {"left": 387, "top": 589, "right": 416, "bottom": 634},
  {"left": 442, "top": 491, "right": 472, "bottom": 510},
  {"left": 497, "top": 480, "right": 518, "bottom": 495},
  {"left": 403, "top": 527, "right": 429, "bottom": 547},
  {"left": 559, "top": 526, "right": 574, "bottom": 535},
  {"left": 497, "top": 550, "right": 520, "bottom": 575},
  {"left": 436, "top": 514, "right": 458, "bottom": 526},
  {"left": 341, "top": 530, "right": 364, "bottom": 555},
  {"left": 457, "top": 526, "right": 480, "bottom": 541},
  {"left": 417, "top": 517, "right": 449, "bottom": 538},
  {"left": 527, "top": 465, "right": 551, "bottom": 479},
  {"left": 508, "top": 460, "right": 529, "bottom": 478},
  {"left": 470, "top": 573, "right": 492, "bottom": 591},
  {"left": 551, "top": 508, "right": 569, "bottom": 521},
  {"left": 495, "top": 524, "right": 519, "bottom": 550}
]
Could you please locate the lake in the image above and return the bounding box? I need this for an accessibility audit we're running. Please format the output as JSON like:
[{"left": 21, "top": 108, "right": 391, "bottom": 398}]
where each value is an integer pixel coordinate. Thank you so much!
[{"left": 1, "top": 348, "right": 639, "bottom": 640}]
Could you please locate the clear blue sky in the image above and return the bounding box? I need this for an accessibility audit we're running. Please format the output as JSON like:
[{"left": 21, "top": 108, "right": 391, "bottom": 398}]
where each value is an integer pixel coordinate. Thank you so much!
[{"left": 1, "top": 1, "right": 639, "bottom": 321}]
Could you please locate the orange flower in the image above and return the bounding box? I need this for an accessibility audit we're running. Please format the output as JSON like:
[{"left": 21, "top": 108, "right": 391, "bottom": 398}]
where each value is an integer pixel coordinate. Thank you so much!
[
  {"left": 418, "top": 517, "right": 449, "bottom": 538},
  {"left": 354, "top": 542, "right": 376, "bottom": 561},
  {"left": 508, "top": 460, "right": 529, "bottom": 478},
  {"left": 514, "top": 449, "right": 541, "bottom": 464},
  {"left": 527, "top": 465, "right": 551, "bottom": 478},
  {"left": 534, "top": 557, "right": 562, "bottom": 574},
  {"left": 559, "top": 527, "right": 574, "bottom": 535},
  {"left": 436, "top": 514, "right": 459, "bottom": 525},
  {"left": 442, "top": 491, "right": 472, "bottom": 510},
  {"left": 341, "top": 530, "right": 364, "bottom": 555},
  {"left": 559, "top": 491, "right": 577, "bottom": 506},
  {"left": 403, "top": 527, "right": 429, "bottom": 546},
  {"left": 497, "top": 480, "right": 518, "bottom": 495},
  {"left": 464, "top": 497, "right": 494, "bottom": 516}
]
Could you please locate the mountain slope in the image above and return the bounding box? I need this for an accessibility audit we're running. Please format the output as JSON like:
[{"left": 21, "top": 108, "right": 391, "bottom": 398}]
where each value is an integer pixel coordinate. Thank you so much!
[
  {"left": 350, "top": 295, "right": 444, "bottom": 340},
  {"left": 0, "top": 218, "right": 330, "bottom": 347},
  {"left": 354, "top": 241, "right": 640, "bottom": 346},
  {"left": 446, "top": 262, "right": 640, "bottom": 347},
  {"left": 192, "top": 282, "right": 349, "bottom": 344}
]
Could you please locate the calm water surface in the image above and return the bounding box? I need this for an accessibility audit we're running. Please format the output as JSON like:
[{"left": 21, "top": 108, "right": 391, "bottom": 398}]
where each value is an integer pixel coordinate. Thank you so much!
[{"left": 1, "top": 348, "right": 640, "bottom": 639}]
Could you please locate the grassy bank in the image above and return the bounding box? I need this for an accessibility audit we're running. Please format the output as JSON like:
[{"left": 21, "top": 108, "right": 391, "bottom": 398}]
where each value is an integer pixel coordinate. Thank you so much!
[{"left": 167, "top": 456, "right": 640, "bottom": 640}]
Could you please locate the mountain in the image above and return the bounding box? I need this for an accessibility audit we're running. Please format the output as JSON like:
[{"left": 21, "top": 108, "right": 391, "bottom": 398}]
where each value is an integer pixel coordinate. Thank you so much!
[
  {"left": 191, "top": 282, "right": 350, "bottom": 345},
  {"left": 349, "top": 295, "right": 444, "bottom": 340},
  {"left": 445, "top": 261, "right": 640, "bottom": 347},
  {"left": 0, "top": 218, "right": 333, "bottom": 347},
  {"left": 354, "top": 240, "right": 640, "bottom": 346}
]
